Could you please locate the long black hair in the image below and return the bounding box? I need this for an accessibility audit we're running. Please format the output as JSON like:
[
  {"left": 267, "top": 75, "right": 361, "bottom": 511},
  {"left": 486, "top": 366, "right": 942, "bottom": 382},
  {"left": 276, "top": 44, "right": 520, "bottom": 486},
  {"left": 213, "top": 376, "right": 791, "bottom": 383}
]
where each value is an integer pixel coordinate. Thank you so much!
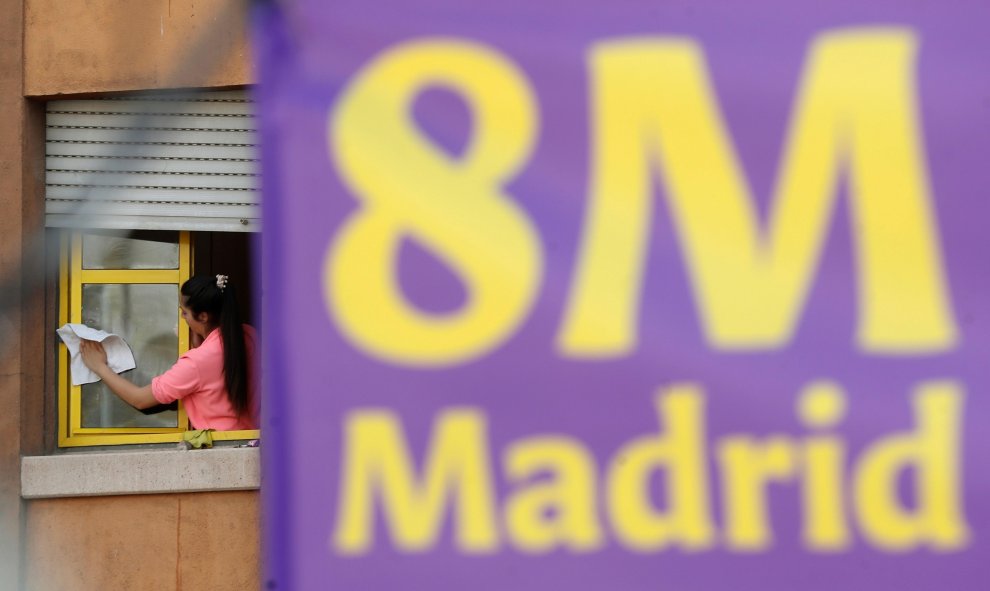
[{"left": 181, "top": 274, "right": 249, "bottom": 416}]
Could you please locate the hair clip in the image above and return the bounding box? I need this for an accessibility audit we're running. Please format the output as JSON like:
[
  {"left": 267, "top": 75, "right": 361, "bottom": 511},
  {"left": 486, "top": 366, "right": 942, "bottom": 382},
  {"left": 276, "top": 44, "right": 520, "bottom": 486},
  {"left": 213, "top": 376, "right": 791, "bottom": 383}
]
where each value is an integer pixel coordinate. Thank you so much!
[{"left": 216, "top": 274, "right": 229, "bottom": 292}]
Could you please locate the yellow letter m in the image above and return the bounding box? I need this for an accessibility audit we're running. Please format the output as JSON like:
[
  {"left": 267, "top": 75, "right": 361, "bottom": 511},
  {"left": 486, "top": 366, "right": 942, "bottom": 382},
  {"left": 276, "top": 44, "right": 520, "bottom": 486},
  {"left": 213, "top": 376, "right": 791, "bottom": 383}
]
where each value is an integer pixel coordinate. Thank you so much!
[
  {"left": 332, "top": 409, "right": 498, "bottom": 554},
  {"left": 560, "top": 28, "right": 958, "bottom": 356}
]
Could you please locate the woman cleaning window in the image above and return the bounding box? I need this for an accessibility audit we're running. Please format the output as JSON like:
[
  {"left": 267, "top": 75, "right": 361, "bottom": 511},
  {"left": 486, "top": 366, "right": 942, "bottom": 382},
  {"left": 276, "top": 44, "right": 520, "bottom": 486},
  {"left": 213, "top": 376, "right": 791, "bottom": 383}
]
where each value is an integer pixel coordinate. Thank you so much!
[{"left": 80, "top": 274, "right": 259, "bottom": 436}]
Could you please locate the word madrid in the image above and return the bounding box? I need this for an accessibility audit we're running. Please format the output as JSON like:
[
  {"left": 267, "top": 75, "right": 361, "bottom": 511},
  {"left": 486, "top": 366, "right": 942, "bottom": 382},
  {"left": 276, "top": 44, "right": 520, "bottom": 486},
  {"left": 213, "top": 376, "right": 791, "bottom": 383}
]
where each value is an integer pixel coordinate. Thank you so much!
[{"left": 332, "top": 382, "right": 968, "bottom": 555}]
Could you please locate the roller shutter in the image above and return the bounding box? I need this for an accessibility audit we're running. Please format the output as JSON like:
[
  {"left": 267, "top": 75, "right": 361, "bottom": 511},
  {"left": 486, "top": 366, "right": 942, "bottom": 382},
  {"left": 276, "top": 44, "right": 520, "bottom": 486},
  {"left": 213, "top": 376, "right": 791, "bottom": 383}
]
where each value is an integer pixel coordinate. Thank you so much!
[{"left": 45, "top": 90, "right": 259, "bottom": 232}]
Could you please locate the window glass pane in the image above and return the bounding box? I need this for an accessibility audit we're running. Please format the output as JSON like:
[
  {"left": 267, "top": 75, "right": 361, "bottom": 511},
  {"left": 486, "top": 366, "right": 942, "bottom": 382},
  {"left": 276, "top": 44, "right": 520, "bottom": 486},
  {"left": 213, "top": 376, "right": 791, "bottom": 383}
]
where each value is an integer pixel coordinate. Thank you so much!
[
  {"left": 82, "top": 230, "right": 179, "bottom": 270},
  {"left": 80, "top": 382, "right": 177, "bottom": 429},
  {"left": 80, "top": 283, "right": 179, "bottom": 429}
]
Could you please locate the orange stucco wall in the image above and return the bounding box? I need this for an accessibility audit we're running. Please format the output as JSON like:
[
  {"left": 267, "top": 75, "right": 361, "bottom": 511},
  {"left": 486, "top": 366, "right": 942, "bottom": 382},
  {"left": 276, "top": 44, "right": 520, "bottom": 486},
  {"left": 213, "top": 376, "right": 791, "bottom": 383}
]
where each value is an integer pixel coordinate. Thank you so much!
[
  {"left": 1, "top": 0, "right": 45, "bottom": 586},
  {"left": 5, "top": 2, "right": 259, "bottom": 590},
  {"left": 25, "top": 0, "right": 252, "bottom": 97},
  {"left": 24, "top": 491, "right": 260, "bottom": 591}
]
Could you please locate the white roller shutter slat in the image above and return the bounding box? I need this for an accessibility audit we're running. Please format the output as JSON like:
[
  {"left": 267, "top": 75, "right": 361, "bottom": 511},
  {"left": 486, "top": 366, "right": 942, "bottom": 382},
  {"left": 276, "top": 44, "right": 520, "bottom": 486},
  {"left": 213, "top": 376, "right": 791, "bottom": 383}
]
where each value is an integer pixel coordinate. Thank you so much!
[
  {"left": 46, "top": 156, "right": 257, "bottom": 175},
  {"left": 47, "top": 185, "right": 253, "bottom": 204},
  {"left": 47, "top": 113, "right": 254, "bottom": 131},
  {"left": 47, "top": 170, "right": 256, "bottom": 191},
  {"left": 47, "top": 199, "right": 257, "bottom": 219},
  {"left": 47, "top": 142, "right": 256, "bottom": 161},
  {"left": 47, "top": 127, "right": 256, "bottom": 145},
  {"left": 45, "top": 90, "right": 260, "bottom": 232},
  {"left": 46, "top": 214, "right": 258, "bottom": 232},
  {"left": 49, "top": 98, "right": 251, "bottom": 117}
]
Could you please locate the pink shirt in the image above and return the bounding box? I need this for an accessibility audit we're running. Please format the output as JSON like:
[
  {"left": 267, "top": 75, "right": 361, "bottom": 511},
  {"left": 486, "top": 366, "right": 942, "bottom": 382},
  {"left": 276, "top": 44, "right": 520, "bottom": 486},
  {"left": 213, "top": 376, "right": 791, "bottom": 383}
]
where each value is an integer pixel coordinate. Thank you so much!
[{"left": 152, "top": 326, "right": 259, "bottom": 431}]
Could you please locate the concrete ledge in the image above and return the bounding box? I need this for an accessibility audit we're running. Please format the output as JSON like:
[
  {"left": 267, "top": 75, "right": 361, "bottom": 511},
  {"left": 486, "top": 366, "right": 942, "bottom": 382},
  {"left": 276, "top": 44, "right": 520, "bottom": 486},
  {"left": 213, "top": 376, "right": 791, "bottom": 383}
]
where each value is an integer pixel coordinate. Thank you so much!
[{"left": 21, "top": 447, "right": 260, "bottom": 499}]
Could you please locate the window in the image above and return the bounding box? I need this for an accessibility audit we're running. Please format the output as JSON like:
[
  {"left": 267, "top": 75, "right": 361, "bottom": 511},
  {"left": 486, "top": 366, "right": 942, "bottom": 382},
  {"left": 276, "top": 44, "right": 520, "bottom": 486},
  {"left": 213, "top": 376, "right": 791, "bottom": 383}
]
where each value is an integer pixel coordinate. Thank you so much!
[
  {"left": 56, "top": 230, "right": 260, "bottom": 447},
  {"left": 46, "top": 89, "right": 261, "bottom": 448}
]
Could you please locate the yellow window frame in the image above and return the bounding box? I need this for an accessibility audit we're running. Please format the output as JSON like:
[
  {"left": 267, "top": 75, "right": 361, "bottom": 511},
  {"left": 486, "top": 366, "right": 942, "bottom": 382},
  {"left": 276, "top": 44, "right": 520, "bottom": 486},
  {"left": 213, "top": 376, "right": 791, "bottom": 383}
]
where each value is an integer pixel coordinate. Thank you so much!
[{"left": 57, "top": 231, "right": 260, "bottom": 447}]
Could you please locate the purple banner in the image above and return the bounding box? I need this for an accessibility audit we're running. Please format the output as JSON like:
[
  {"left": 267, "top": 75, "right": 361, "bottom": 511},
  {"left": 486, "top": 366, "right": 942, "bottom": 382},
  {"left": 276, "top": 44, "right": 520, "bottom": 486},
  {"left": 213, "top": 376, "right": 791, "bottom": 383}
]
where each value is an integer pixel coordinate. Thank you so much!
[{"left": 257, "top": 1, "right": 990, "bottom": 589}]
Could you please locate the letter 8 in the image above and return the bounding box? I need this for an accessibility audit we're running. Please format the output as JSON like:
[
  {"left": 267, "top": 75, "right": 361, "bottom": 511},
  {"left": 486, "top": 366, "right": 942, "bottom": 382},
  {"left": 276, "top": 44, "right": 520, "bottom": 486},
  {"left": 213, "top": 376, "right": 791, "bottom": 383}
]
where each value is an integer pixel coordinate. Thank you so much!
[{"left": 326, "top": 39, "right": 543, "bottom": 366}]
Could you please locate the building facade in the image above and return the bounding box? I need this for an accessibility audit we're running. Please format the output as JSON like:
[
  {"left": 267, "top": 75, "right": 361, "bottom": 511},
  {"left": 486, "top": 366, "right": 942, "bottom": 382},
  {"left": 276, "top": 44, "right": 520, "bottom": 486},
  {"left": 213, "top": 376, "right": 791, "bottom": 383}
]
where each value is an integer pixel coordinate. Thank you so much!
[{"left": 1, "top": 1, "right": 262, "bottom": 589}]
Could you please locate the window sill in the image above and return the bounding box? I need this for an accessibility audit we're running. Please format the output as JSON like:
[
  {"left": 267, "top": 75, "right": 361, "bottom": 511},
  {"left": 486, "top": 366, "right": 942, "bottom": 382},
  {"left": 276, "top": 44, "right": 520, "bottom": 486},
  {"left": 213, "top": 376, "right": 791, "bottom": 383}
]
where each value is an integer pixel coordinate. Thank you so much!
[{"left": 20, "top": 446, "right": 260, "bottom": 499}]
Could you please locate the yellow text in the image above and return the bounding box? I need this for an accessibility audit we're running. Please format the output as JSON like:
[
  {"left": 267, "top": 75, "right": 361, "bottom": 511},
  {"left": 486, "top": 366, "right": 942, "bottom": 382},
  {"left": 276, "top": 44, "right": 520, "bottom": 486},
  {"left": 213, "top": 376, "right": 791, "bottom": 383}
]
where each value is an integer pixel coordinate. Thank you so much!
[{"left": 330, "top": 381, "right": 970, "bottom": 555}]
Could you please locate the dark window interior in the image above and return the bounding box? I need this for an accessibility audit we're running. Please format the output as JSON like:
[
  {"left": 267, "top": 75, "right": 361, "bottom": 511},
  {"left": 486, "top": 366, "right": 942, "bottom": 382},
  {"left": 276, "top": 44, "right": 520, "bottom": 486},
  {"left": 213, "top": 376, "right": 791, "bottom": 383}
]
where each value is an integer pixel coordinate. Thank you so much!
[{"left": 192, "top": 232, "right": 258, "bottom": 328}]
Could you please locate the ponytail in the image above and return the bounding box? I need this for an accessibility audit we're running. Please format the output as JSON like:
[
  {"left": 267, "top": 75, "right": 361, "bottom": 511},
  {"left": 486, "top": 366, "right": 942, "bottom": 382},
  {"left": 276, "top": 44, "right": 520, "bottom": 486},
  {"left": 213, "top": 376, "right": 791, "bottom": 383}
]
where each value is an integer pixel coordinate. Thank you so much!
[{"left": 181, "top": 275, "right": 250, "bottom": 416}]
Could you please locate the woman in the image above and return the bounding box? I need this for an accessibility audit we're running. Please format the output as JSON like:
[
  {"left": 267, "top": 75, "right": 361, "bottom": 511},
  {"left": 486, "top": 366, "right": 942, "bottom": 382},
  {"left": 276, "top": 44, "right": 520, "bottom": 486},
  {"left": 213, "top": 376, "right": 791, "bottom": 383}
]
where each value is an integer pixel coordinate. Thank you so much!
[{"left": 80, "top": 274, "right": 259, "bottom": 431}]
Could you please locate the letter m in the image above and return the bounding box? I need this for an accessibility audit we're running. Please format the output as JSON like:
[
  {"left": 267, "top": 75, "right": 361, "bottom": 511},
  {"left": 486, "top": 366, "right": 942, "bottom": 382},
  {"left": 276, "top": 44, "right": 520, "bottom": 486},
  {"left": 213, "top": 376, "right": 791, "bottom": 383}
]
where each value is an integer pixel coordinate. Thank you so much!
[
  {"left": 559, "top": 28, "right": 958, "bottom": 356},
  {"left": 332, "top": 409, "right": 498, "bottom": 553}
]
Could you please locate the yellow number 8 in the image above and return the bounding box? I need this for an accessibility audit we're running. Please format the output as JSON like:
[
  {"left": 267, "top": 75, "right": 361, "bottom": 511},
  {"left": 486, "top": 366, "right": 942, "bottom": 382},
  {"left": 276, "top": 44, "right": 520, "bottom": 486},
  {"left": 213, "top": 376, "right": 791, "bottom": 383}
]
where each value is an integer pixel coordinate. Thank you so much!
[{"left": 326, "top": 39, "right": 543, "bottom": 366}]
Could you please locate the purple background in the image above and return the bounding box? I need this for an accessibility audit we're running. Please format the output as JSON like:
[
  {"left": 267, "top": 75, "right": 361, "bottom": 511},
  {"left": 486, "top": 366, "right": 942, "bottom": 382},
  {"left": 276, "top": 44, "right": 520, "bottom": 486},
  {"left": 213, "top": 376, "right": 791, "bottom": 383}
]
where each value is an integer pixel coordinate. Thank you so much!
[{"left": 256, "top": 1, "right": 990, "bottom": 589}]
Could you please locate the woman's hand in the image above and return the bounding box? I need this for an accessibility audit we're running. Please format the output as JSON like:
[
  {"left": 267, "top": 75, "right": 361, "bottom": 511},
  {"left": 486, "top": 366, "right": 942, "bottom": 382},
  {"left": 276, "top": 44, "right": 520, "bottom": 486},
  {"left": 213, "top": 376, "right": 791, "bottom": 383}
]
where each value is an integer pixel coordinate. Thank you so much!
[
  {"left": 78, "top": 340, "right": 157, "bottom": 410},
  {"left": 79, "top": 339, "right": 109, "bottom": 371}
]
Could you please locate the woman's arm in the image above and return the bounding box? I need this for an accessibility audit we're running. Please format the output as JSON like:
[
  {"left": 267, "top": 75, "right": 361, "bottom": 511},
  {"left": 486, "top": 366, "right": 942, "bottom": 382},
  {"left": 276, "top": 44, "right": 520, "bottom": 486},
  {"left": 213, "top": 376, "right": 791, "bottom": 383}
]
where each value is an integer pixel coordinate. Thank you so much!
[{"left": 79, "top": 340, "right": 159, "bottom": 410}]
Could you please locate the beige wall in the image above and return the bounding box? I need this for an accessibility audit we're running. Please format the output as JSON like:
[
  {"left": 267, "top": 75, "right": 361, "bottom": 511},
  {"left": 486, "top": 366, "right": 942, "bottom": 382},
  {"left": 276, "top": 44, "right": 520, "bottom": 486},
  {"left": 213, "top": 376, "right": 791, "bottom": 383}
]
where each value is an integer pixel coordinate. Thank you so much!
[
  {"left": 24, "top": 491, "right": 260, "bottom": 591},
  {"left": 1, "top": 0, "right": 46, "bottom": 587},
  {"left": 25, "top": 0, "right": 252, "bottom": 96}
]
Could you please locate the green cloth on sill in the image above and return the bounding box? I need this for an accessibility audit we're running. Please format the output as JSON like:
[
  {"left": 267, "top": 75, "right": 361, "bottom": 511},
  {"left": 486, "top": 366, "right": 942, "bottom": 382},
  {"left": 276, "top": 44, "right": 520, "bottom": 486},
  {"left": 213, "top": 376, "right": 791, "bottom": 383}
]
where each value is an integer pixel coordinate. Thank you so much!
[{"left": 182, "top": 429, "right": 215, "bottom": 449}]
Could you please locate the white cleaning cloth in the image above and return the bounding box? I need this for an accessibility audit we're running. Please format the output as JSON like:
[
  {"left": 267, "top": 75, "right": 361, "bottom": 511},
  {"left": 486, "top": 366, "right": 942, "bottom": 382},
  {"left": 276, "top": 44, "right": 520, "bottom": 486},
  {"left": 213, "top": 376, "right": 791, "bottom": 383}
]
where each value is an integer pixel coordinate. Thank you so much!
[{"left": 56, "top": 323, "right": 137, "bottom": 386}]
